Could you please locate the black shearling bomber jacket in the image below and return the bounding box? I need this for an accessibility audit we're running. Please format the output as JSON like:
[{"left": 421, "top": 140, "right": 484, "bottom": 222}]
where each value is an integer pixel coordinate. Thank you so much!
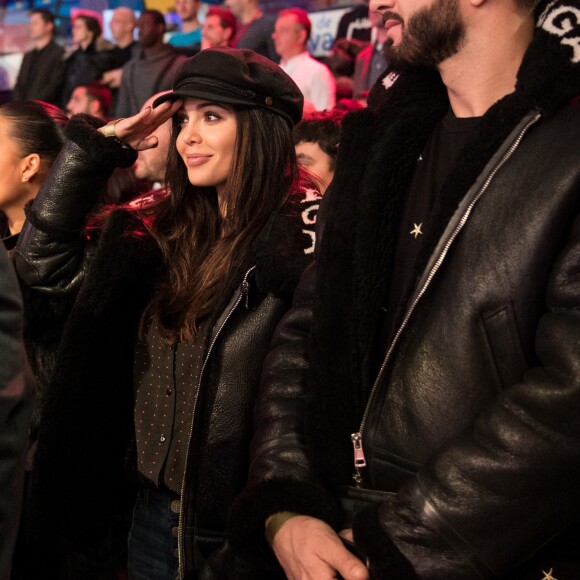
[
  {"left": 228, "top": 2, "right": 580, "bottom": 578},
  {"left": 13, "top": 114, "right": 320, "bottom": 580}
]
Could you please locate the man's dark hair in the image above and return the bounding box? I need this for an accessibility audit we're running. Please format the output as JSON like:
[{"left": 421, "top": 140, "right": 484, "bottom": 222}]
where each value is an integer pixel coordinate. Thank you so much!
[
  {"left": 75, "top": 14, "right": 102, "bottom": 38},
  {"left": 78, "top": 82, "right": 112, "bottom": 117},
  {"left": 293, "top": 110, "right": 349, "bottom": 171},
  {"left": 30, "top": 8, "right": 55, "bottom": 26}
]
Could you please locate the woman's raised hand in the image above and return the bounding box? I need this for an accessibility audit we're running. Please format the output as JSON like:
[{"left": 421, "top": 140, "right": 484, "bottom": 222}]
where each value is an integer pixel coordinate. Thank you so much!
[{"left": 98, "top": 99, "right": 183, "bottom": 152}]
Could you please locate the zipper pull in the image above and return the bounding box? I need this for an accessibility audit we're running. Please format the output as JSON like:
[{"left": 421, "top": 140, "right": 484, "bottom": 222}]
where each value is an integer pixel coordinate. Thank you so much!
[
  {"left": 351, "top": 432, "right": 366, "bottom": 488},
  {"left": 241, "top": 280, "right": 250, "bottom": 309}
]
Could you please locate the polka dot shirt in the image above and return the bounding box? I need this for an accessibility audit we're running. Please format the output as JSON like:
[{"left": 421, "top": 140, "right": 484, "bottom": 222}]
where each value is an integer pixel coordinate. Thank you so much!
[{"left": 134, "top": 314, "right": 210, "bottom": 494}]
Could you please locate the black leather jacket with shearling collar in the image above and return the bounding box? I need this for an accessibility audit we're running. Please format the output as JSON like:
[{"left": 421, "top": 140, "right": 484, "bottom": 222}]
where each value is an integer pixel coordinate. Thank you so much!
[{"left": 228, "top": 2, "right": 580, "bottom": 578}]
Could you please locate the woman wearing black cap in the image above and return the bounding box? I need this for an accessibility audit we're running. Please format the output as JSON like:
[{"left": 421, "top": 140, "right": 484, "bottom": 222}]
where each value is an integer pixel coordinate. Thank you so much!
[{"left": 14, "top": 48, "right": 319, "bottom": 580}]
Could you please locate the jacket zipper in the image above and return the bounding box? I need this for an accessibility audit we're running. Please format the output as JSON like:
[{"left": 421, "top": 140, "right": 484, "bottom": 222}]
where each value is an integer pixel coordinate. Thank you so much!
[
  {"left": 177, "top": 266, "right": 255, "bottom": 578},
  {"left": 350, "top": 111, "right": 542, "bottom": 488}
]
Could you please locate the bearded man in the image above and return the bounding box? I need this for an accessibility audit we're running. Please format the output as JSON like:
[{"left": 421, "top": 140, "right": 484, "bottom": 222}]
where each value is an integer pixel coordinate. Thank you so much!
[{"left": 227, "top": 0, "right": 580, "bottom": 578}]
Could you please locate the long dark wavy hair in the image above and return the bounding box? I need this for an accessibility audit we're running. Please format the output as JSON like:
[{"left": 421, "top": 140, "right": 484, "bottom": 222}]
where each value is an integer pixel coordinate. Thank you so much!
[{"left": 143, "top": 105, "right": 304, "bottom": 343}]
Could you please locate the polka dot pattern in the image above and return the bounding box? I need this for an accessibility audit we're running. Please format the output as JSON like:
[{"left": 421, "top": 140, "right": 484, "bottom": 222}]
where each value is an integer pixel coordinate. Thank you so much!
[{"left": 134, "top": 315, "right": 210, "bottom": 494}]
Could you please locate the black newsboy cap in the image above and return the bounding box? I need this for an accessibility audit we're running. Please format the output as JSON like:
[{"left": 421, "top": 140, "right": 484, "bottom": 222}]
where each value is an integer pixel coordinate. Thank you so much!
[{"left": 153, "top": 47, "right": 304, "bottom": 125}]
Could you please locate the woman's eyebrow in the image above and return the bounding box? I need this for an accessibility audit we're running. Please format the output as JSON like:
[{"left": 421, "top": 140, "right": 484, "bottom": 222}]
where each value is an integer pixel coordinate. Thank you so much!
[{"left": 195, "top": 101, "right": 230, "bottom": 111}]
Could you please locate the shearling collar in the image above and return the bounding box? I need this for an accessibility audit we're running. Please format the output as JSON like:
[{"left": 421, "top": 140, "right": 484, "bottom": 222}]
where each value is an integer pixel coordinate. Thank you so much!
[{"left": 252, "top": 186, "right": 320, "bottom": 295}]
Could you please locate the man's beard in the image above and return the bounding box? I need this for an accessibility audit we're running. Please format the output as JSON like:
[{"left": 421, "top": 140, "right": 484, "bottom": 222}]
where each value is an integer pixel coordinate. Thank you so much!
[{"left": 383, "top": 0, "right": 466, "bottom": 73}]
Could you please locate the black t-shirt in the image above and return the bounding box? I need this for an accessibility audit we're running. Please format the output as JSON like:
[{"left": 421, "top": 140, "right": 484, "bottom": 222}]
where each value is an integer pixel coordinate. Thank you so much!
[{"left": 382, "top": 109, "right": 481, "bottom": 343}]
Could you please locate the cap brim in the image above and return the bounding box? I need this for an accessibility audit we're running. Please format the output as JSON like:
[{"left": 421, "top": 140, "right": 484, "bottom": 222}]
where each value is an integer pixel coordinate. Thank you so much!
[
  {"left": 152, "top": 88, "right": 297, "bottom": 125},
  {"left": 152, "top": 90, "right": 256, "bottom": 110}
]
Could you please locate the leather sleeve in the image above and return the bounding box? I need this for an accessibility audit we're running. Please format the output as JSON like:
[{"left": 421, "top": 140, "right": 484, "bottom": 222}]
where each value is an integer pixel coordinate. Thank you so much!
[
  {"left": 13, "top": 114, "right": 136, "bottom": 295},
  {"left": 227, "top": 186, "right": 341, "bottom": 561},
  {"left": 354, "top": 212, "right": 580, "bottom": 579}
]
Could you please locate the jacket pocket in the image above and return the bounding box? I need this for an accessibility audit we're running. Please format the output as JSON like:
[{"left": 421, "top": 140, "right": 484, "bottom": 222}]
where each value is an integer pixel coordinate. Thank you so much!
[
  {"left": 480, "top": 301, "right": 528, "bottom": 390},
  {"left": 339, "top": 486, "right": 396, "bottom": 528},
  {"left": 368, "top": 447, "right": 422, "bottom": 491}
]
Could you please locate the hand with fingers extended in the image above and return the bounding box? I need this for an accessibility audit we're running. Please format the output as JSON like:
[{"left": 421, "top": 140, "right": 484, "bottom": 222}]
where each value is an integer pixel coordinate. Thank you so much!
[
  {"left": 269, "top": 515, "right": 369, "bottom": 580},
  {"left": 98, "top": 99, "right": 182, "bottom": 151}
]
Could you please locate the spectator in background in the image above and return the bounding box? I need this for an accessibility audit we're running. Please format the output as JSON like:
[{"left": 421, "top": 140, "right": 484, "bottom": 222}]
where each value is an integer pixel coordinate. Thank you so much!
[
  {"left": 293, "top": 109, "right": 349, "bottom": 194},
  {"left": 0, "top": 101, "right": 68, "bottom": 251},
  {"left": 201, "top": 7, "right": 237, "bottom": 50},
  {"left": 226, "top": 0, "right": 278, "bottom": 61},
  {"left": 13, "top": 9, "right": 66, "bottom": 107},
  {"left": 168, "top": 0, "right": 202, "bottom": 54},
  {"left": 99, "top": 91, "right": 173, "bottom": 209},
  {"left": 109, "top": 6, "right": 137, "bottom": 54},
  {"left": 81, "top": 92, "right": 170, "bottom": 207},
  {"left": 66, "top": 82, "right": 112, "bottom": 120},
  {"left": 61, "top": 14, "right": 114, "bottom": 108},
  {"left": 0, "top": 102, "right": 64, "bottom": 579},
  {"left": 132, "top": 92, "right": 172, "bottom": 190},
  {"left": 334, "top": 0, "right": 371, "bottom": 44},
  {"left": 0, "top": 242, "right": 31, "bottom": 580},
  {"left": 352, "top": 7, "right": 388, "bottom": 101},
  {"left": 274, "top": 8, "right": 336, "bottom": 111},
  {"left": 115, "top": 10, "right": 188, "bottom": 118},
  {"left": 99, "top": 7, "right": 138, "bottom": 97}
]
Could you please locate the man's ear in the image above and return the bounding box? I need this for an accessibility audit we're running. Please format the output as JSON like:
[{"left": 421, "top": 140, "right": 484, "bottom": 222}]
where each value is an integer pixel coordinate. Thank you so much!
[{"left": 21, "top": 153, "right": 41, "bottom": 183}]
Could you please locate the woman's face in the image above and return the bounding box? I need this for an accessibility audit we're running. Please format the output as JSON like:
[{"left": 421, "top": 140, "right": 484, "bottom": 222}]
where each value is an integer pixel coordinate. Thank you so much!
[
  {"left": 175, "top": 98, "right": 237, "bottom": 200},
  {"left": 72, "top": 18, "right": 92, "bottom": 46},
  {"left": 0, "top": 116, "right": 27, "bottom": 212}
]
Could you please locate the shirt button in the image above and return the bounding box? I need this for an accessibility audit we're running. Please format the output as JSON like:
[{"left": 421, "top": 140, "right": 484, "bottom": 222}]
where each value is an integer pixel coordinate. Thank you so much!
[
  {"left": 160, "top": 435, "right": 166, "bottom": 442},
  {"left": 166, "top": 389, "right": 172, "bottom": 396}
]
